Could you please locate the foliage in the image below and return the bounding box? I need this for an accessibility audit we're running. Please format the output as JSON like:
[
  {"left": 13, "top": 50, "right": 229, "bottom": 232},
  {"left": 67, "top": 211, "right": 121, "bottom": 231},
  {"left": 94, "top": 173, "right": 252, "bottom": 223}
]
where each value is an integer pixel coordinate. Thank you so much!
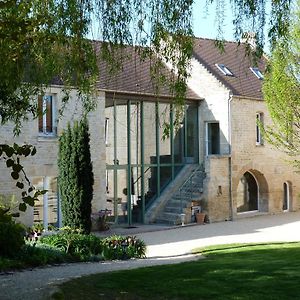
[
  {"left": 101, "top": 235, "right": 147, "bottom": 260},
  {"left": 40, "top": 232, "right": 102, "bottom": 261},
  {"left": 0, "top": 0, "right": 294, "bottom": 132},
  {"left": 16, "top": 243, "right": 69, "bottom": 267},
  {"left": 0, "top": 232, "right": 146, "bottom": 271},
  {"left": 58, "top": 117, "right": 94, "bottom": 233},
  {"left": 0, "top": 144, "right": 46, "bottom": 212},
  {"left": 0, "top": 243, "right": 70, "bottom": 272},
  {"left": 0, "top": 0, "right": 98, "bottom": 134},
  {"left": 0, "top": 215, "right": 26, "bottom": 257},
  {"left": 55, "top": 242, "right": 300, "bottom": 300},
  {"left": 263, "top": 2, "right": 300, "bottom": 167},
  {"left": 40, "top": 232, "right": 146, "bottom": 261}
]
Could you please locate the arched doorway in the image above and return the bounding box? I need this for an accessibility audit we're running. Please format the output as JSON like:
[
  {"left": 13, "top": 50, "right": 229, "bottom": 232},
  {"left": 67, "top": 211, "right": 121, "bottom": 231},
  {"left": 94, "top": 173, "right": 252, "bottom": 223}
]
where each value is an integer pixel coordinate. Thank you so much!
[{"left": 237, "top": 171, "right": 258, "bottom": 213}]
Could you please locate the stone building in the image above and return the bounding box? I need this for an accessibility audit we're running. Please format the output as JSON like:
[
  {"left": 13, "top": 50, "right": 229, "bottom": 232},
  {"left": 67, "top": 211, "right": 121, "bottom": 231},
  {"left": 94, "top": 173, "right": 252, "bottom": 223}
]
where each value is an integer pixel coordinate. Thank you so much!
[{"left": 1, "top": 38, "right": 299, "bottom": 227}]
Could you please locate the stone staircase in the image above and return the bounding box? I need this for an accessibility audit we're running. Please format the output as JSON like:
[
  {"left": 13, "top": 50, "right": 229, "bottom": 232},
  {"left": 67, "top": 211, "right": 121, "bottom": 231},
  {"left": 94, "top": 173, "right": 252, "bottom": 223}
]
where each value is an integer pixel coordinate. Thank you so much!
[{"left": 146, "top": 164, "right": 206, "bottom": 225}]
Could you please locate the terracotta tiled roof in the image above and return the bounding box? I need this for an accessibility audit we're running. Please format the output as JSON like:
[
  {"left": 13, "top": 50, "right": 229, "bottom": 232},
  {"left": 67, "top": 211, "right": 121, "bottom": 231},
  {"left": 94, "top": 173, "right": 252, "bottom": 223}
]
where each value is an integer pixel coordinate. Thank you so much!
[
  {"left": 192, "top": 37, "right": 267, "bottom": 99},
  {"left": 94, "top": 42, "right": 200, "bottom": 100}
]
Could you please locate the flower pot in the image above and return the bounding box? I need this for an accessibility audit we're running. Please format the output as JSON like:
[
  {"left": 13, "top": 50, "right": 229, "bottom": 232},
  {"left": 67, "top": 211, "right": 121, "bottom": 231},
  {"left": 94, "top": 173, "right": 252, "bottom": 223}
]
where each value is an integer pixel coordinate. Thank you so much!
[{"left": 196, "top": 212, "right": 206, "bottom": 224}]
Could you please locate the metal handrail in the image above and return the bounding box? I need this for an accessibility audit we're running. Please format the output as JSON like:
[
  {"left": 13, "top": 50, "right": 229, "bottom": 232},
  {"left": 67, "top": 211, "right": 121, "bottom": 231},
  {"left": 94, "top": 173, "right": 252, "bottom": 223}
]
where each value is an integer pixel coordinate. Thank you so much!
[{"left": 179, "top": 165, "right": 205, "bottom": 212}]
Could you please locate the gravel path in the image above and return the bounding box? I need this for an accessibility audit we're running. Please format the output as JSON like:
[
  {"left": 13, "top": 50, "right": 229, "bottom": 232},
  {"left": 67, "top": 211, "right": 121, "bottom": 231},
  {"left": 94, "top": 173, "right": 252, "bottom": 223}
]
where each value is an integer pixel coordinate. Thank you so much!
[{"left": 1, "top": 212, "right": 300, "bottom": 300}]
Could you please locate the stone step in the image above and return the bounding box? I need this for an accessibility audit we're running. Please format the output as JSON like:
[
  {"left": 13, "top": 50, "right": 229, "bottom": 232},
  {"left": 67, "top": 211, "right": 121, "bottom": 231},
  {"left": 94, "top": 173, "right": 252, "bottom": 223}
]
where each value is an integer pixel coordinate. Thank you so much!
[
  {"left": 164, "top": 206, "right": 183, "bottom": 213},
  {"left": 156, "top": 212, "right": 182, "bottom": 224}
]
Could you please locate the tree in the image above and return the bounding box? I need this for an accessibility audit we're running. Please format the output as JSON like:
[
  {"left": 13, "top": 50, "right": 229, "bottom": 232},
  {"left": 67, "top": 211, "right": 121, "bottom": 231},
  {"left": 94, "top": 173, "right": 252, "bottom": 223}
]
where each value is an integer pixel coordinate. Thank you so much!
[
  {"left": 263, "top": 1, "right": 300, "bottom": 167},
  {"left": 0, "top": 0, "right": 294, "bottom": 133},
  {"left": 58, "top": 118, "right": 94, "bottom": 233}
]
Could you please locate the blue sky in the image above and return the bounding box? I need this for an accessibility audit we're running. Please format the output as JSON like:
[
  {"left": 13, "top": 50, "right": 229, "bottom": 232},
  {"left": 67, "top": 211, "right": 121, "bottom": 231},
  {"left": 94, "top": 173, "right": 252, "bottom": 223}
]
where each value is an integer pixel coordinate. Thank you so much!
[{"left": 193, "top": 1, "right": 235, "bottom": 41}]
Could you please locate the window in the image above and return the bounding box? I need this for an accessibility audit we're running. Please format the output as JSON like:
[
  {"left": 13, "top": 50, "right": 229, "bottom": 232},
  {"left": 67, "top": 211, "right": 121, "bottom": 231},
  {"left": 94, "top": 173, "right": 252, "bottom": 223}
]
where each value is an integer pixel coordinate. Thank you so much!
[
  {"left": 105, "top": 117, "right": 109, "bottom": 145},
  {"left": 215, "top": 64, "right": 234, "bottom": 76},
  {"left": 250, "top": 67, "right": 264, "bottom": 80},
  {"left": 38, "top": 95, "right": 56, "bottom": 135},
  {"left": 206, "top": 122, "right": 220, "bottom": 155},
  {"left": 256, "top": 112, "right": 264, "bottom": 145}
]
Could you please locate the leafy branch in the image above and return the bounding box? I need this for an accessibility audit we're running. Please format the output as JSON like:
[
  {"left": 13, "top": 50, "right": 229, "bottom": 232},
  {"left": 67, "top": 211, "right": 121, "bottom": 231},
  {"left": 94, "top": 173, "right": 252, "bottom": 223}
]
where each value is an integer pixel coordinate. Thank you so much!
[{"left": 0, "top": 143, "right": 47, "bottom": 213}]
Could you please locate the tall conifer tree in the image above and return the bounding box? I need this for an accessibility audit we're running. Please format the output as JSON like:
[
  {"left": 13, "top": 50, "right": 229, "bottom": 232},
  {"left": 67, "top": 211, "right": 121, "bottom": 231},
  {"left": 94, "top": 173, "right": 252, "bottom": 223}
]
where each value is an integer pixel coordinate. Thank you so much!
[{"left": 58, "top": 118, "right": 93, "bottom": 233}]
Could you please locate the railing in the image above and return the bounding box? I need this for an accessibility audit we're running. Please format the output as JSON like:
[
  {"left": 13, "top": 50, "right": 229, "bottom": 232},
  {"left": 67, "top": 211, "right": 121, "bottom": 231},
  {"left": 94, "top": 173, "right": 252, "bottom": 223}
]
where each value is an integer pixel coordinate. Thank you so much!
[{"left": 179, "top": 165, "right": 205, "bottom": 212}]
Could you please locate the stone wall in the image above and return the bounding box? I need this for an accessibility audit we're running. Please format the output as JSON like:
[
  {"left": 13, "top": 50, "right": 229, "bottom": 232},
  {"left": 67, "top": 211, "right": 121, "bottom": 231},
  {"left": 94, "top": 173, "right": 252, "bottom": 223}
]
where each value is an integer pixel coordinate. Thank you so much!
[
  {"left": 187, "top": 57, "right": 231, "bottom": 159},
  {"left": 203, "top": 156, "right": 231, "bottom": 222},
  {"left": 230, "top": 96, "right": 300, "bottom": 217}
]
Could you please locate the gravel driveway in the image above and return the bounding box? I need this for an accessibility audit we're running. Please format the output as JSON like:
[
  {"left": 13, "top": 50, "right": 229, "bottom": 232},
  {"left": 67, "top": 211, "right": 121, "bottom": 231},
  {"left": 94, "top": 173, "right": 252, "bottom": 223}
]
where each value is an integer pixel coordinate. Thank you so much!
[{"left": 1, "top": 212, "right": 300, "bottom": 299}]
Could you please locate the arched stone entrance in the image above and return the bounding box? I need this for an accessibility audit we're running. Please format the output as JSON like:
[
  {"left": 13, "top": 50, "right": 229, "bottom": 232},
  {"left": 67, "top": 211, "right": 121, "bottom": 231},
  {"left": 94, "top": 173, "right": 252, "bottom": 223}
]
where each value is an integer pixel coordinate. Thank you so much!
[
  {"left": 234, "top": 168, "right": 269, "bottom": 214},
  {"left": 237, "top": 172, "right": 258, "bottom": 212}
]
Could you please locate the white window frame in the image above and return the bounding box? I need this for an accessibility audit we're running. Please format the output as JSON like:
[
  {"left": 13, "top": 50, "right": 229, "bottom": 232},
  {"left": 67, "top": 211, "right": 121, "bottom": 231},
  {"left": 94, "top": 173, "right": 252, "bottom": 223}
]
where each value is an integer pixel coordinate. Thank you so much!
[
  {"left": 250, "top": 67, "right": 264, "bottom": 80},
  {"left": 105, "top": 117, "right": 109, "bottom": 145},
  {"left": 256, "top": 112, "right": 264, "bottom": 145},
  {"left": 215, "top": 64, "right": 234, "bottom": 76},
  {"left": 39, "top": 94, "right": 57, "bottom": 136}
]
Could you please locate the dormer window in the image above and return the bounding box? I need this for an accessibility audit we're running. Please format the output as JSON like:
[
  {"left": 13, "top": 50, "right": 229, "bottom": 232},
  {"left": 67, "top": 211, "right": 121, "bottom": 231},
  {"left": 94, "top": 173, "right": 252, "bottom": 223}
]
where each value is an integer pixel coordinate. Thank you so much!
[
  {"left": 215, "top": 64, "right": 234, "bottom": 76},
  {"left": 250, "top": 67, "right": 264, "bottom": 80}
]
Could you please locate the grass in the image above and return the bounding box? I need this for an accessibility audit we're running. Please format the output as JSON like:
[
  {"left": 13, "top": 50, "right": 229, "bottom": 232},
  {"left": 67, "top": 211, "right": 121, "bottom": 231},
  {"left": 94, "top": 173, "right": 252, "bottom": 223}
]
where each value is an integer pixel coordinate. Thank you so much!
[{"left": 53, "top": 242, "right": 300, "bottom": 300}]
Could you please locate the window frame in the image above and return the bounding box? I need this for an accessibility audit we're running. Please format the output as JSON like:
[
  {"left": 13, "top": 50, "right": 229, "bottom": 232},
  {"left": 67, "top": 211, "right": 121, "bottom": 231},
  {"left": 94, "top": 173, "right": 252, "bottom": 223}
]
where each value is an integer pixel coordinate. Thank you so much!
[
  {"left": 250, "top": 67, "right": 264, "bottom": 80},
  {"left": 256, "top": 112, "right": 264, "bottom": 146},
  {"left": 105, "top": 117, "right": 109, "bottom": 145},
  {"left": 205, "top": 121, "right": 220, "bottom": 155},
  {"left": 38, "top": 94, "right": 57, "bottom": 136},
  {"left": 215, "top": 64, "right": 234, "bottom": 76}
]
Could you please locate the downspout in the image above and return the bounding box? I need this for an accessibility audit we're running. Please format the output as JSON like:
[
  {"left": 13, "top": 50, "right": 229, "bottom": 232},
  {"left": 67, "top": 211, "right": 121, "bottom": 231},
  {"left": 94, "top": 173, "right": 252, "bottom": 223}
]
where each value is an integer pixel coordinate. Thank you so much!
[{"left": 228, "top": 92, "right": 234, "bottom": 221}]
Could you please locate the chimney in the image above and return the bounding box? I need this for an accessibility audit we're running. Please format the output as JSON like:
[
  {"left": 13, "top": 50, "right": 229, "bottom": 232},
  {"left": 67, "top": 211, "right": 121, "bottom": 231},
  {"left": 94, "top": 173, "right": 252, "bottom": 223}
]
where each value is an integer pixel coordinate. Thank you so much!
[{"left": 241, "top": 32, "right": 257, "bottom": 50}]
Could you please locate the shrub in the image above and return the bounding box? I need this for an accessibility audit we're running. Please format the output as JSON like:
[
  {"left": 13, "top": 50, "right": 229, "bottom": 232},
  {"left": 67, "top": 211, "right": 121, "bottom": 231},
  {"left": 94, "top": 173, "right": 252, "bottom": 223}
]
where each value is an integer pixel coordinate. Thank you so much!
[
  {"left": 0, "top": 220, "right": 25, "bottom": 257},
  {"left": 40, "top": 232, "right": 103, "bottom": 261},
  {"left": 17, "top": 244, "right": 69, "bottom": 266},
  {"left": 0, "top": 244, "right": 70, "bottom": 271},
  {"left": 40, "top": 233, "right": 146, "bottom": 261},
  {"left": 101, "top": 235, "right": 146, "bottom": 260}
]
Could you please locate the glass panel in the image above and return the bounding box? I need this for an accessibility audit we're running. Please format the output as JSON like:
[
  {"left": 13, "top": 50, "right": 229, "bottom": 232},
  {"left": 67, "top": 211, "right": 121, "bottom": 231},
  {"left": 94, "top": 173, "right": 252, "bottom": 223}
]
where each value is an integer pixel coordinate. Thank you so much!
[
  {"left": 45, "top": 96, "right": 53, "bottom": 133},
  {"left": 33, "top": 177, "right": 58, "bottom": 226},
  {"left": 116, "top": 169, "right": 128, "bottom": 224},
  {"left": 283, "top": 182, "right": 288, "bottom": 211},
  {"left": 207, "top": 122, "right": 220, "bottom": 155},
  {"left": 186, "top": 105, "right": 198, "bottom": 162},
  {"left": 143, "top": 102, "right": 156, "bottom": 165},
  {"left": 38, "top": 96, "right": 43, "bottom": 132},
  {"left": 130, "top": 102, "right": 140, "bottom": 166},
  {"left": 105, "top": 106, "right": 115, "bottom": 165},
  {"left": 48, "top": 178, "right": 58, "bottom": 225},
  {"left": 144, "top": 166, "right": 157, "bottom": 208},
  {"left": 105, "top": 169, "right": 115, "bottom": 217},
  {"left": 174, "top": 124, "right": 184, "bottom": 164},
  {"left": 116, "top": 104, "right": 128, "bottom": 165},
  {"left": 159, "top": 103, "right": 172, "bottom": 164},
  {"left": 132, "top": 166, "right": 143, "bottom": 223},
  {"left": 160, "top": 166, "right": 172, "bottom": 192}
]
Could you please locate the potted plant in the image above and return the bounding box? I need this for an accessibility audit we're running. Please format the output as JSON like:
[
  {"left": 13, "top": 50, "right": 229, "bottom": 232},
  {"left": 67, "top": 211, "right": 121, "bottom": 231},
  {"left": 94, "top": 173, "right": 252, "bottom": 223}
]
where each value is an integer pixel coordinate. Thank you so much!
[{"left": 194, "top": 199, "right": 207, "bottom": 225}]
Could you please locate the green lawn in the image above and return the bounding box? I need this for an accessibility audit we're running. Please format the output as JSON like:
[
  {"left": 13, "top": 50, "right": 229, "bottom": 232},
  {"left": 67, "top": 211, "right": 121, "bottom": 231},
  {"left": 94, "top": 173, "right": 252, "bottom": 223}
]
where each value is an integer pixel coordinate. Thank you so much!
[{"left": 53, "top": 242, "right": 300, "bottom": 300}]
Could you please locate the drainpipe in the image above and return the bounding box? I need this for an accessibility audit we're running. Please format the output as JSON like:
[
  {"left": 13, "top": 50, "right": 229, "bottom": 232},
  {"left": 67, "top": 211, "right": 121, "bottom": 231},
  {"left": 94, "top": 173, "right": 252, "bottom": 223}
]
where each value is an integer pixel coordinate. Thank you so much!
[{"left": 228, "top": 92, "right": 234, "bottom": 221}]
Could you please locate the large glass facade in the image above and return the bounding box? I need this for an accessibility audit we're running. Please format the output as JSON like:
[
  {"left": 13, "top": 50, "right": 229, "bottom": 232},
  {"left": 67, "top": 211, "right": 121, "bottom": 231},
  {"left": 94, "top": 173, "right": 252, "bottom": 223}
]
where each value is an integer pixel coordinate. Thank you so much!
[{"left": 105, "top": 98, "right": 199, "bottom": 225}]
